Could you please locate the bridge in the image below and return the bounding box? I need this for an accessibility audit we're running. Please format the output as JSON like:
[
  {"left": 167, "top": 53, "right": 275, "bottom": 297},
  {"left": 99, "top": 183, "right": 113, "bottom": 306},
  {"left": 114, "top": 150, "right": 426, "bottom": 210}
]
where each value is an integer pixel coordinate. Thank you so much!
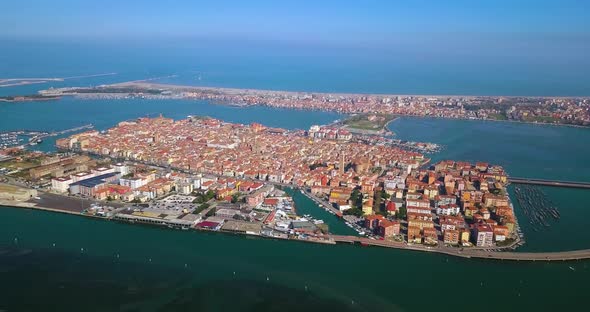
[
  {"left": 508, "top": 177, "right": 590, "bottom": 189},
  {"left": 330, "top": 235, "right": 590, "bottom": 262},
  {"left": 26, "top": 124, "right": 94, "bottom": 146}
]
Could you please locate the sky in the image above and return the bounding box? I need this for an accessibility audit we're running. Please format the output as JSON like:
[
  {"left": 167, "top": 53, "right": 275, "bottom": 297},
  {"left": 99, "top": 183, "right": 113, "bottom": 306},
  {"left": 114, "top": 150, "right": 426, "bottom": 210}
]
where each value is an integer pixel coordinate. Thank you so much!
[
  {"left": 1, "top": 0, "right": 589, "bottom": 43},
  {"left": 1, "top": 0, "right": 589, "bottom": 96}
]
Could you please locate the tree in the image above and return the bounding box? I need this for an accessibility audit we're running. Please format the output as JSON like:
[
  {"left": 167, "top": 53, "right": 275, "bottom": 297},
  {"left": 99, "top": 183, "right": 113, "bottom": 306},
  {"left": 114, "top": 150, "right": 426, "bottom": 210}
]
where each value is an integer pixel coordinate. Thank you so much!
[
  {"left": 231, "top": 192, "right": 241, "bottom": 203},
  {"left": 205, "top": 207, "right": 217, "bottom": 218},
  {"left": 205, "top": 190, "right": 216, "bottom": 200},
  {"left": 396, "top": 207, "right": 407, "bottom": 219},
  {"left": 349, "top": 189, "right": 362, "bottom": 209},
  {"left": 343, "top": 208, "right": 363, "bottom": 217}
]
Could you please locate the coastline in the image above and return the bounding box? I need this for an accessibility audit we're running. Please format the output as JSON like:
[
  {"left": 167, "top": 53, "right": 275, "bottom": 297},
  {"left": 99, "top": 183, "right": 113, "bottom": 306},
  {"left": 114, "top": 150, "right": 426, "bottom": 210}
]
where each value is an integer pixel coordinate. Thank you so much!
[
  {"left": 53, "top": 81, "right": 590, "bottom": 129},
  {"left": 114, "top": 81, "right": 590, "bottom": 100},
  {"left": 2, "top": 197, "right": 588, "bottom": 262}
]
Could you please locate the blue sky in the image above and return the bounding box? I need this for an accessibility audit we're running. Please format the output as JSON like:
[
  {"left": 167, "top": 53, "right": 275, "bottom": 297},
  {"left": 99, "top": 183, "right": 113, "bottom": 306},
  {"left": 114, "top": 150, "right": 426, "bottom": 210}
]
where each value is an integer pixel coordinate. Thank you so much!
[
  {"left": 1, "top": 0, "right": 588, "bottom": 42},
  {"left": 0, "top": 0, "right": 589, "bottom": 95}
]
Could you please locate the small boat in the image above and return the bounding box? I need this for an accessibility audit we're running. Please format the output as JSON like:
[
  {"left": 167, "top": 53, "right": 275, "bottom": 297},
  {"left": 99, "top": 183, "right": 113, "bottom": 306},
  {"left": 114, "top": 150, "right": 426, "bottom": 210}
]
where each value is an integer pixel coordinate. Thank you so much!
[{"left": 569, "top": 266, "right": 575, "bottom": 271}]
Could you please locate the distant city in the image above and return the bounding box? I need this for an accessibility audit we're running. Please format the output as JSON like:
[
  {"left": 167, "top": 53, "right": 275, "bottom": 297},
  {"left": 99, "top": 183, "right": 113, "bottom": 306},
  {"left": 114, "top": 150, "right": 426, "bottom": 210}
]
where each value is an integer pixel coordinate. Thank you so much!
[{"left": 32, "top": 81, "right": 590, "bottom": 127}]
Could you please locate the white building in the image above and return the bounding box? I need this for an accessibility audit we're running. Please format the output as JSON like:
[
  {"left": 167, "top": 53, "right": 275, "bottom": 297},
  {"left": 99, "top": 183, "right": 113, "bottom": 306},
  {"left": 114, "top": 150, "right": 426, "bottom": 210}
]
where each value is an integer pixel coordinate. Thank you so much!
[
  {"left": 436, "top": 204, "right": 460, "bottom": 216},
  {"left": 120, "top": 177, "right": 148, "bottom": 189},
  {"left": 475, "top": 225, "right": 494, "bottom": 247},
  {"left": 177, "top": 182, "right": 194, "bottom": 195},
  {"left": 71, "top": 171, "right": 94, "bottom": 183},
  {"left": 51, "top": 176, "right": 72, "bottom": 193},
  {"left": 92, "top": 167, "right": 115, "bottom": 176},
  {"left": 113, "top": 163, "right": 130, "bottom": 175}
]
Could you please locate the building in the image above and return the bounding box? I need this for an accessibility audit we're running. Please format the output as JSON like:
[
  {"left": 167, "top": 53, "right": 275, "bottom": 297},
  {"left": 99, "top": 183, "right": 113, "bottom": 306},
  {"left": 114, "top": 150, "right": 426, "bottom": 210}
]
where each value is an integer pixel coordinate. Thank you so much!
[
  {"left": 69, "top": 172, "right": 121, "bottom": 197},
  {"left": 407, "top": 226, "right": 422, "bottom": 244},
  {"left": 408, "top": 219, "right": 434, "bottom": 230},
  {"left": 364, "top": 214, "right": 385, "bottom": 230},
  {"left": 474, "top": 224, "right": 494, "bottom": 247},
  {"left": 423, "top": 227, "right": 438, "bottom": 245},
  {"left": 120, "top": 175, "right": 148, "bottom": 190},
  {"left": 443, "top": 229, "right": 460, "bottom": 245},
  {"left": 436, "top": 204, "right": 460, "bottom": 216},
  {"left": 378, "top": 220, "right": 400, "bottom": 238},
  {"left": 51, "top": 176, "right": 73, "bottom": 193},
  {"left": 460, "top": 229, "right": 471, "bottom": 244},
  {"left": 493, "top": 225, "right": 509, "bottom": 242},
  {"left": 113, "top": 163, "right": 130, "bottom": 175}
]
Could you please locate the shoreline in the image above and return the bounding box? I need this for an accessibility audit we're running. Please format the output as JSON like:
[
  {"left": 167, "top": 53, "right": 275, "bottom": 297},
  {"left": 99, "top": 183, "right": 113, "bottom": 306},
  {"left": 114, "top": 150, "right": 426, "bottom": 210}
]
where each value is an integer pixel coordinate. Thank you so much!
[
  {"left": 58, "top": 88, "right": 590, "bottom": 129},
  {"left": 115, "top": 81, "right": 590, "bottom": 100},
  {"left": 2, "top": 199, "right": 588, "bottom": 262}
]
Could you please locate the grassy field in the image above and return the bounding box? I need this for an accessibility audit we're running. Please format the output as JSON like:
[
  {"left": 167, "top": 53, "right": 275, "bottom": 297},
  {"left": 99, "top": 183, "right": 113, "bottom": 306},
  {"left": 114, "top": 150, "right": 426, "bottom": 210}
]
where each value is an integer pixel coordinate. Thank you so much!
[
  {"left": 343, "top": 114, "right": 395, "bottom": 130},
  {"left": 488, "top": 113, "right": 508, "bottom": 121}
]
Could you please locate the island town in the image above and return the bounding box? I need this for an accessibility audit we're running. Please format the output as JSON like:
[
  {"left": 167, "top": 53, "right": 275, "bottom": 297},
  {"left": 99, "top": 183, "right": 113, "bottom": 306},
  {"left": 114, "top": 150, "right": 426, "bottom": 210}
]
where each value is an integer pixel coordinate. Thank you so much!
[
  {"left": 0, "top": 114, "right": 532, "bottom": 260},
  {"left": 36, "top": 81, "right": 590, "bottom": 127}
]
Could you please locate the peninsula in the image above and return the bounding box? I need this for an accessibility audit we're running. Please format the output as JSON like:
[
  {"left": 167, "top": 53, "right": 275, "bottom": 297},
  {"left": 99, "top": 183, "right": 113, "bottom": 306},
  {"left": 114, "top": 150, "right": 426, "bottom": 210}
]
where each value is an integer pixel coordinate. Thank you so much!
[
  {"left": 1, "top": 115, "right": 557, "bottom": 261},
  {"left": 37, "top": 81, "right": 590, "bottom": 127}
]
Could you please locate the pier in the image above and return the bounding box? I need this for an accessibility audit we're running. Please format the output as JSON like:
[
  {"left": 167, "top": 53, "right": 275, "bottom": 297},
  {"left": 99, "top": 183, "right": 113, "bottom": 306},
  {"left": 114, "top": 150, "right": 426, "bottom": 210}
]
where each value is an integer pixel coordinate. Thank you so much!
[
  {"left": 509, "top": 177, "right": 590, "bottom": 189},
  {"left": 26, "top": 124, "right": 94, "bottom": 146},
  {"left": 330, "top": 235, "right": 590, "bottom": 262}
]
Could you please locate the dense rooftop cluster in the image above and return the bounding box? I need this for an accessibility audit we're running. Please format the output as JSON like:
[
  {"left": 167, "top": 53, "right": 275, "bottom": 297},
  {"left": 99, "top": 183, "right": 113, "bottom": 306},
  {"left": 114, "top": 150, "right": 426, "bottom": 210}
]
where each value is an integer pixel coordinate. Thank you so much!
[
  {"left": 180, "top": 89, "right": 590, "bottom": 126},
  {"left": 57, "top": 116, "right": 425, "bottom": 188},
  {"left": 352, "top": 160, "right": 518, "bottom": 247},
  {"left": 52, "top": 83, "right": 590, "bottom": 126}
]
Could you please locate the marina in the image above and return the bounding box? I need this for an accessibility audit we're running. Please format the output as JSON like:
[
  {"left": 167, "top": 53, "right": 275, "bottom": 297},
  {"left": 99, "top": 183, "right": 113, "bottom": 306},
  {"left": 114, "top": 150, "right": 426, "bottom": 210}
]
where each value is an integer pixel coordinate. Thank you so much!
[{"left": 0, "top": 124, "right": 94, "bottom": 148}]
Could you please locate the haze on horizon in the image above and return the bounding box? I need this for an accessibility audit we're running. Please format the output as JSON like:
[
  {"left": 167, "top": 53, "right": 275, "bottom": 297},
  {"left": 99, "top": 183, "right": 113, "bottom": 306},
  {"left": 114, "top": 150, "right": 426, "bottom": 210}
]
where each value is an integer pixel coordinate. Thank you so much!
[{"left": 1, "top": 0, "right": 589, "bottom": 96}]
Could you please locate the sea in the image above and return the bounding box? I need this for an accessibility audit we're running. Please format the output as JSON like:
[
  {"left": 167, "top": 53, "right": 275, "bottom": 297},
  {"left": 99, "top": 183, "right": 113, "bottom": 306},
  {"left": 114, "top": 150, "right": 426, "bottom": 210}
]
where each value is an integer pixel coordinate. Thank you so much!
[{"left": 1, "top": 40, "right": 590, "bottom": 311}]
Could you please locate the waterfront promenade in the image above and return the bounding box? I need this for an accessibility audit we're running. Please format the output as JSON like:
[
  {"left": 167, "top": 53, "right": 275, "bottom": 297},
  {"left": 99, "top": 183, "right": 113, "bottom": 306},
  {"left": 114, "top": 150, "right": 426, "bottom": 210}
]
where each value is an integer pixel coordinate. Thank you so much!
[{"left": 330, "top": 235, "right": 590, "bottom": 262}]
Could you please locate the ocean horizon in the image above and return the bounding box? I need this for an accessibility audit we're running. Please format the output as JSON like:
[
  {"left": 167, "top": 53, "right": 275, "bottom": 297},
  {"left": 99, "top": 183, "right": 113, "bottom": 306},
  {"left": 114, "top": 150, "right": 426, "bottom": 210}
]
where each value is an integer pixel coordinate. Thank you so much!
[{"left": 1, "top": 38, "right": 590, "bottom": 97}]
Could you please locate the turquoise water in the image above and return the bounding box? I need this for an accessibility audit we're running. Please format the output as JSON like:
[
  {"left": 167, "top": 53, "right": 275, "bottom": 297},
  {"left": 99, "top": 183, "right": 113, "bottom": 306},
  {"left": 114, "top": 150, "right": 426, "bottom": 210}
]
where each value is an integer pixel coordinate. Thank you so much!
[
  {"left": 2, "top": 41, "right": 590, "bottom": 310},
  {"left": 2, "top": 102, "right": 590, "bottom": 311},
  {"left": 1, "top": 207, "right": 588, "bottom": 312},
  {"left": 0, "top": 97, "right": 342, "bottom": 152},
  {"left": 285, "top": 188, "right": 357, "bottom": 236}
]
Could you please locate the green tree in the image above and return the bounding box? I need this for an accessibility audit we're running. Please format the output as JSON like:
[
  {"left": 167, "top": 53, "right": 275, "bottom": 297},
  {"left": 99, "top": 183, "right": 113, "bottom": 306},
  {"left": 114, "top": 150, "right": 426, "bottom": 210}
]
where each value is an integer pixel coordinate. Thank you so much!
[
  {"left": 396, "top": 207, "right": 407, "bottom": 219},
  {"left": 231, "top": 192, "right": 241, "bottom": 203},
  {"left": 205, "top": 207, "right": 217, "bottom": 218},
  {"left": 349, "top": 189, "right": 362, "bottom": 209},
  {"left": 343, "top": 208, "right": 363, "bottom": 217},
  {"left": 205, "top": 190, "right": 216, "bottom": 200}
]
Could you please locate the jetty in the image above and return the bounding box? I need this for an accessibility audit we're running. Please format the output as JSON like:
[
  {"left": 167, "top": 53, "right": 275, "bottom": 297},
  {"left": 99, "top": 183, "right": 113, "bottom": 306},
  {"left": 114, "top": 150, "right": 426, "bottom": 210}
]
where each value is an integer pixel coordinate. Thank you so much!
[
  {"left": 25, "top": 124, "right": 94, "bottom": 146},
  {"left": 509, "top": 177, "right": 590, "bottom": 189}
]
